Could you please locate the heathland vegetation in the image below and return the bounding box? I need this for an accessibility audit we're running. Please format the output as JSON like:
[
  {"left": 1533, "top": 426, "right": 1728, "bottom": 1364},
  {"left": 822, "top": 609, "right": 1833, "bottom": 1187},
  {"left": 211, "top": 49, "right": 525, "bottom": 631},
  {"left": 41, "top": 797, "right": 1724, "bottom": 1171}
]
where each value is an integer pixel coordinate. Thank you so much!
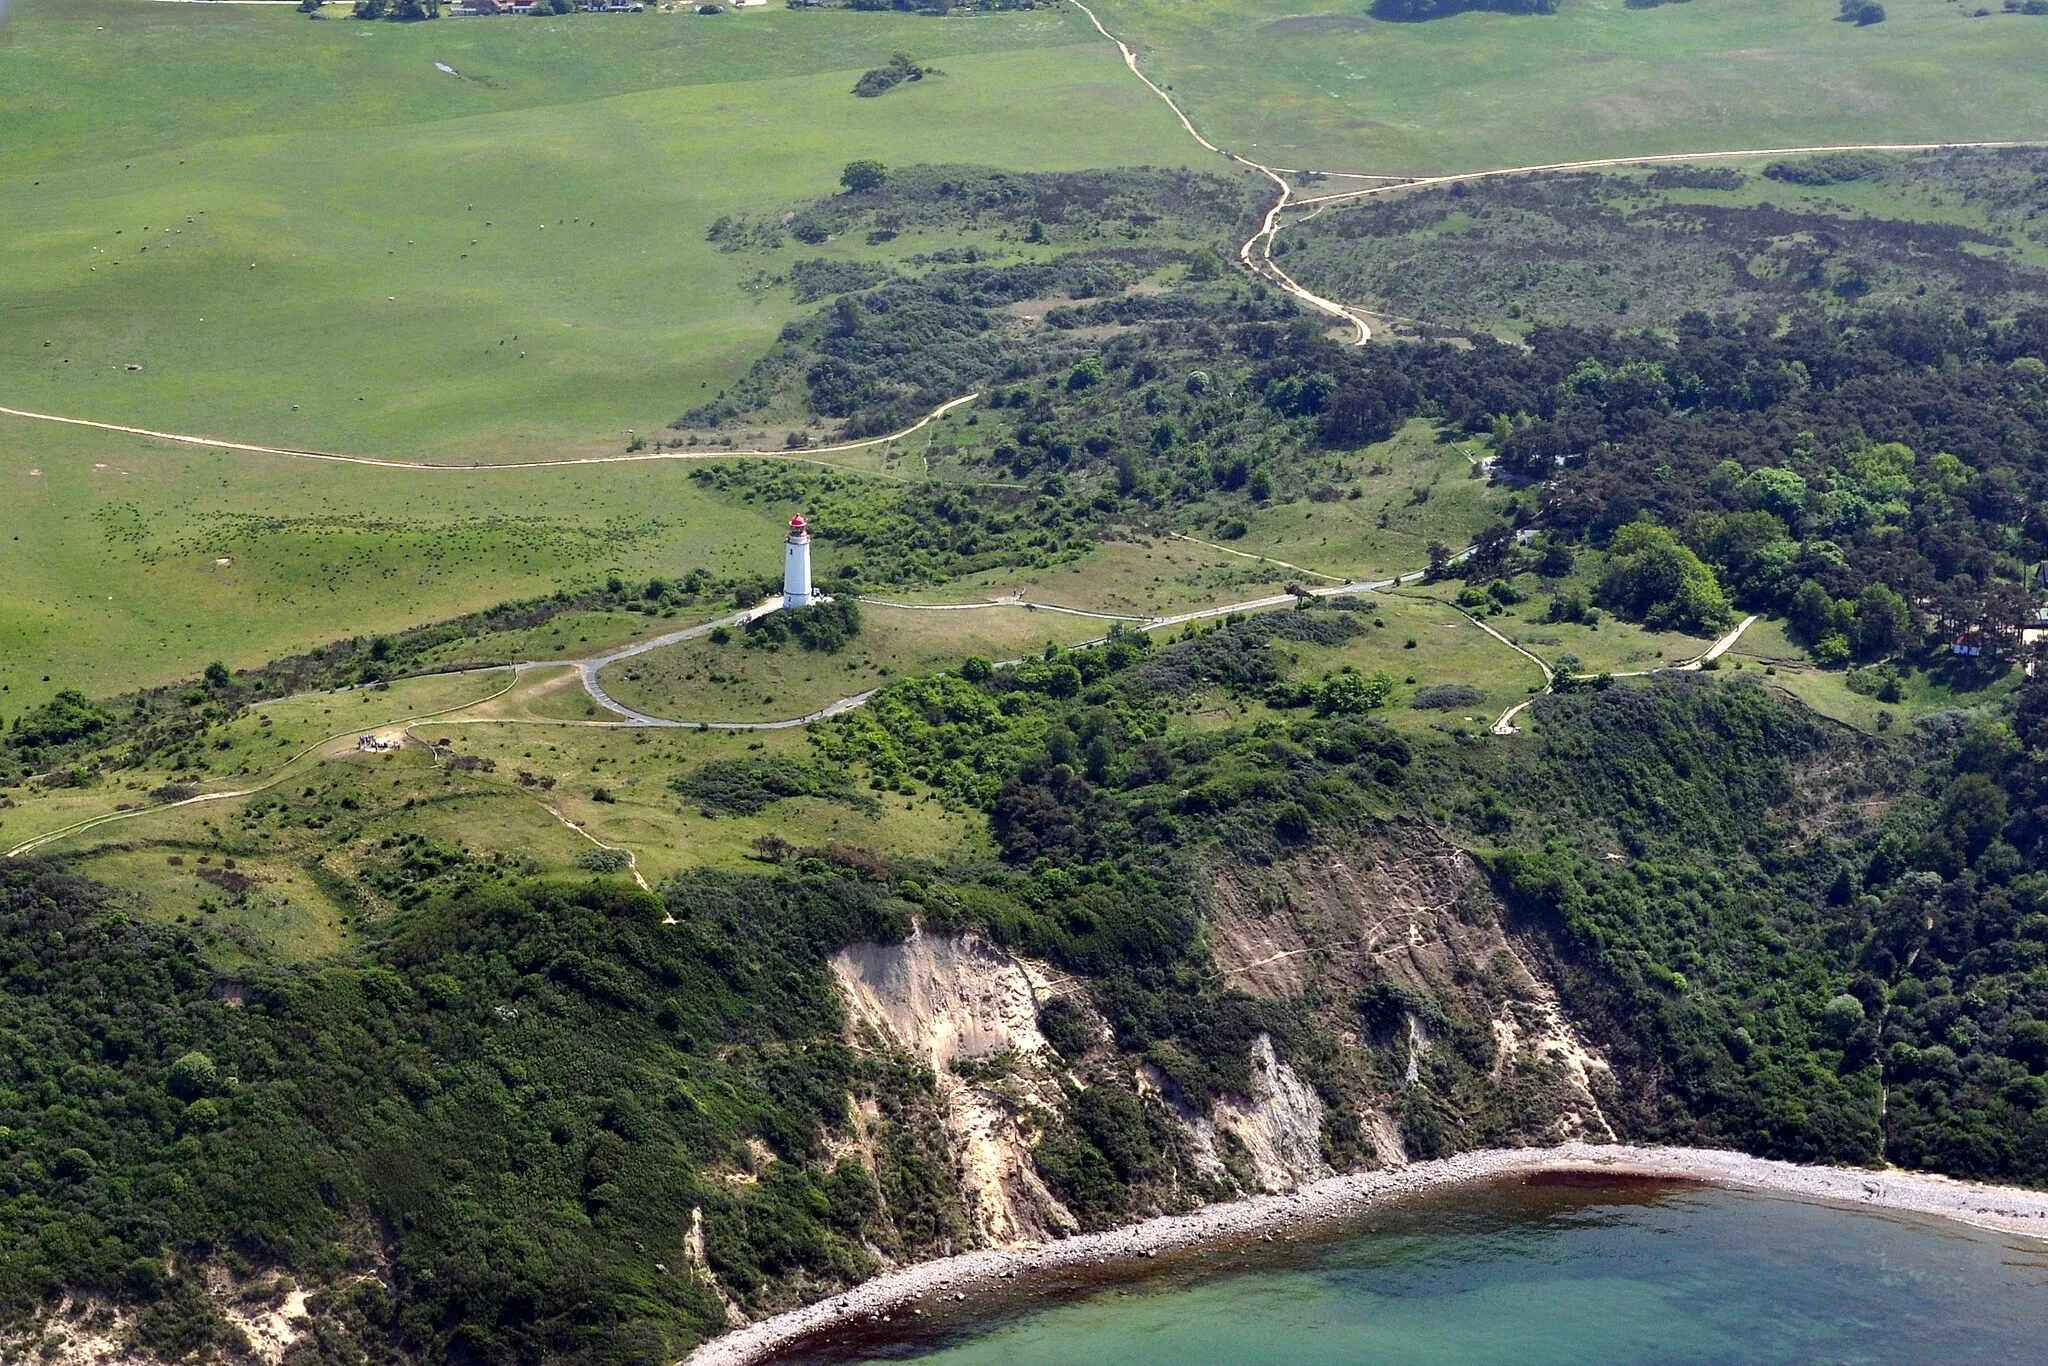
[{"left": 1279, "top": 150, "right": 2048, "bottom": 336}]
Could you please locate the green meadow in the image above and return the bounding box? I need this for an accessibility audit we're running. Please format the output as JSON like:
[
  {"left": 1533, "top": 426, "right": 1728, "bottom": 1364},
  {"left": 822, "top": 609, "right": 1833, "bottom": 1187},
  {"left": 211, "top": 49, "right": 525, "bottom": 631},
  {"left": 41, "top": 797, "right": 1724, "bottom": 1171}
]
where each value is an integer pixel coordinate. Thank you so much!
[
  {"left": 1087, "top": 0, "right": 2048, "bottom": 174},
  {"left": 596, "top": 600, "right": 1109, "bottom": 723},
  {"left": 0, "top": 0, "right": 1198, "bottom": 461},
  {"left": 1283, "top": 590, "right": 1542, "bottom": 731},
  {"left": 1222, "top": 420, "right": 1505, "bottom": 581},
  {"left": 0, "top": 415, "right": 805, "bottom": 704}
]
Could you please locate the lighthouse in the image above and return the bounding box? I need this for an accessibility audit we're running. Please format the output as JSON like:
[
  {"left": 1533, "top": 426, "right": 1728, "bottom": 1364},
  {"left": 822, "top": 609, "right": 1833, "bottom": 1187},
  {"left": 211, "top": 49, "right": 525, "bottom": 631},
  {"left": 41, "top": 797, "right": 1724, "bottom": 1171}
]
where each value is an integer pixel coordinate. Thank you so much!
[{"left": 783, "top": 514, "right": 813, "bottom": 607}]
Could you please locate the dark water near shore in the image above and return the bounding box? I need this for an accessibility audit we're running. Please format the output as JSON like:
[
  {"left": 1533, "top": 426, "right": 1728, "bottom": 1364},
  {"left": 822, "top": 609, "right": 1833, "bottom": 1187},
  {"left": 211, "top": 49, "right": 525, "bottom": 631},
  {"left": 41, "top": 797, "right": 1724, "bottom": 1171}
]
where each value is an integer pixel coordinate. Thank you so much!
[{"left": 776, "top": 1175, "right": 2048, "bottom": 1364}]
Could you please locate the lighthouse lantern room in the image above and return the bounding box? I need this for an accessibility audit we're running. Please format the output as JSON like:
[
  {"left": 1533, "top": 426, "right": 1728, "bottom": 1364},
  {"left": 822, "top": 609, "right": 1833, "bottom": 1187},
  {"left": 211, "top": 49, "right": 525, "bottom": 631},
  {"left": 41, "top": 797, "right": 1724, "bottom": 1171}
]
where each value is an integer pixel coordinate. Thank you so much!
[{"left": 784, "top": 514, "right": 813, "bottom": 607}]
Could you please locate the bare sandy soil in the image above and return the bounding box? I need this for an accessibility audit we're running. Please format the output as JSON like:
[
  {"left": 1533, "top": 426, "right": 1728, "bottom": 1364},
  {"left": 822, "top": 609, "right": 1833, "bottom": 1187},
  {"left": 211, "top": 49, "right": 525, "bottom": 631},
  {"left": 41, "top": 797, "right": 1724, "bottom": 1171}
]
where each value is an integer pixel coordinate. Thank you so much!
[{"left": 682, "top": 1141, "right": 2048, "bottom": 1366}]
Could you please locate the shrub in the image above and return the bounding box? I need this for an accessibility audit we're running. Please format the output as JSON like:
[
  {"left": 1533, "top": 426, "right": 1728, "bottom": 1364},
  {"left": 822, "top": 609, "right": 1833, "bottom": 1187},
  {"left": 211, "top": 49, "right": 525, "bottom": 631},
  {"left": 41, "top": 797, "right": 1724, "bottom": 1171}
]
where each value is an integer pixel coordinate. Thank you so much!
[
  {"left": 1316, "top": 671, "right": 1395, "bottom": 715},
  {"left": 167, "top": 1051, "right": 216, "bottom": 1099},
  {"left": 1411, "top": 684, "right": 1483, "bottom": 711},
  {"left": 853, "top": 54, "right": 926, "bottom": 98},
  {"left": 671, "top": 757, "right": 874, "bottom": 817},
  {"left": 745, "top": 599, "right": 863, "bottom": 653}
]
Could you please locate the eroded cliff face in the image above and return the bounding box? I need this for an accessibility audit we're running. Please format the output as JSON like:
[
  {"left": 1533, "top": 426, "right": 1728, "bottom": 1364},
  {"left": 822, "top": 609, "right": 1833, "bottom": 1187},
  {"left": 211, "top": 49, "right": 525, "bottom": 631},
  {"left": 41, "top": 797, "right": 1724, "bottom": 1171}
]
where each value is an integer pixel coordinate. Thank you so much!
[
  {"left": 1137, "top": 1034, "right": 1330, "bottom": 1192},
  {"left": 832, "top": 927, "right": 1078, "bottom": 1248},
  {"left": 1201, "top": 825, "right": 1617, "bottom": 1153},
  {"left": 829, "top": 825, "right": 1616, "bottom": 1251}
]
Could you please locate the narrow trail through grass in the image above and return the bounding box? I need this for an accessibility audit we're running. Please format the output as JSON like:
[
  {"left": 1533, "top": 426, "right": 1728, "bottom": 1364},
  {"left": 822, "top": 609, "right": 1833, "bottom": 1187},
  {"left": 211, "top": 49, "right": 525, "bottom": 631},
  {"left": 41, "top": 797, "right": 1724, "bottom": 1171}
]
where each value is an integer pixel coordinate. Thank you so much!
[
  {"left": 0, "top": 394, "right": 984, "bottom": 479},
  {"left": 3, "top": 670, "right": 520, "bottom": 858}
]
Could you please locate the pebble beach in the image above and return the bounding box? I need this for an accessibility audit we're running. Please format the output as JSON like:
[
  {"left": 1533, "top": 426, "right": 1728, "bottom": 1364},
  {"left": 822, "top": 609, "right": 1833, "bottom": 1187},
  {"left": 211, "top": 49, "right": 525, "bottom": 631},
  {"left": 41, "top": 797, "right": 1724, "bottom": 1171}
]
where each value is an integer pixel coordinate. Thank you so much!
[{"left": 683, "top": 1142, "right": 2048, "bottom": 1366}]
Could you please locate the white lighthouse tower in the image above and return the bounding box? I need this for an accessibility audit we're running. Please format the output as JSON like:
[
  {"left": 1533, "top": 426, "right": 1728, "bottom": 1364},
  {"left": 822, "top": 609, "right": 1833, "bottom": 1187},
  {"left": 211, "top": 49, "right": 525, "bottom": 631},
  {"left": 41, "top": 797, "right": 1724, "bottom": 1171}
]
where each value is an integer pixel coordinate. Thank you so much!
[{"left": 783, "top": 514, "right": 813, "bottom": 607}]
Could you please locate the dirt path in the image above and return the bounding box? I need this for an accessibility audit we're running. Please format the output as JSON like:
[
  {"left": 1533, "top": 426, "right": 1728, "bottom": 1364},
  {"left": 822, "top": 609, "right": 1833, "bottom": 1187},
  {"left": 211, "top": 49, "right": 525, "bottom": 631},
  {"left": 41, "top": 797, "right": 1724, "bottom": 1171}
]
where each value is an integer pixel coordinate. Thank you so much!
[
  {"left": 855, "top": 596, "right": 1153, "bottom": 624},
  {"left": 1582, "top": 613, "right": 1761, "bottom": 683},
  {"left": 0, "top": 393, "right": 980, "bottom": 478},
  {"left": 1062, "top": 0, "right": 2048, "bottom": 343},
  {"left": 1699, "top": 614, "right": 1760, "bottom": 665},
  {"left": 1291, "top": 141, "right": 2048, "bottom": 210},
  {"left": 1488, "top": 614, "right": 1761, "bottom": 734},
  {"left": 1169, "top": 531, "right": 1351, "bottom": 583},
  {"left": 535, "top": 800, "right": 652, "bottom": 892},
  {"left": 3, "top": 670, "right": 520, "bottom": 859},
  {"left": 1062, "top": 0, "right": 1375, "bottom": 344}
]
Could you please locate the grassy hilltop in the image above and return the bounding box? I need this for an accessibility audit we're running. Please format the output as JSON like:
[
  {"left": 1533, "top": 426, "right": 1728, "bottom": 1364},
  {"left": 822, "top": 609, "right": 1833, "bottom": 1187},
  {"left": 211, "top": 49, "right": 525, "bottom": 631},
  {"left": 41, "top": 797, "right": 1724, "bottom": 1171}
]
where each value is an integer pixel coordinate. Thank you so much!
[
  {"left": 1085, "top": 0, "right": 2048, "bottom": 172},
  {"left": 0, "top": 0, "right": 1197, "bottom": 460}
]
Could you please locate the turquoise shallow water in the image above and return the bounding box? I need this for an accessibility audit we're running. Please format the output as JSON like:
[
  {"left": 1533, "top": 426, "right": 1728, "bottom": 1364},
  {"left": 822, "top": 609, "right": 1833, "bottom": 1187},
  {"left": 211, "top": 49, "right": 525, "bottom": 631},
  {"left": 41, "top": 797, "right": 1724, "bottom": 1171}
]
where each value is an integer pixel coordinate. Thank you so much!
[{"left": 778, "top": 1175, "right": 2048, "bottom": 1365}]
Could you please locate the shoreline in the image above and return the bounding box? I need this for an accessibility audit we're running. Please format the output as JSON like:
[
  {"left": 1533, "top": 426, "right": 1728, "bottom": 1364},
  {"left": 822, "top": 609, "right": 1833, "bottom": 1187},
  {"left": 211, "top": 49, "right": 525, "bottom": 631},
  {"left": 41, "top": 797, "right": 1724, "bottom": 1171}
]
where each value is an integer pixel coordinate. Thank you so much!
[{"left": 680, "top": 1141, "right": 2048, "bottom": 1366}]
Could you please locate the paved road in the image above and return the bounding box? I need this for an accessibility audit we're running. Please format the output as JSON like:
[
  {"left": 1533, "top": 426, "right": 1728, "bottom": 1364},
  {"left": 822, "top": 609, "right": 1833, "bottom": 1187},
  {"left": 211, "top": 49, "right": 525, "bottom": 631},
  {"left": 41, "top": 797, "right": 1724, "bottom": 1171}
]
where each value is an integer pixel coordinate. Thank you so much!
[{"left": 570, "top": 599, "right": 785, "bottom": 725}]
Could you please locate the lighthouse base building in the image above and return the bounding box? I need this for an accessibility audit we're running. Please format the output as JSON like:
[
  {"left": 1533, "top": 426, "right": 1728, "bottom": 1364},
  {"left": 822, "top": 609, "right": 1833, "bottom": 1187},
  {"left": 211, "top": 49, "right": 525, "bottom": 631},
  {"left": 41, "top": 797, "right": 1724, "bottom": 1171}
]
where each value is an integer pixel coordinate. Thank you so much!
[{"left": 784, "top": 514, "right": 813, "bottom": 607}]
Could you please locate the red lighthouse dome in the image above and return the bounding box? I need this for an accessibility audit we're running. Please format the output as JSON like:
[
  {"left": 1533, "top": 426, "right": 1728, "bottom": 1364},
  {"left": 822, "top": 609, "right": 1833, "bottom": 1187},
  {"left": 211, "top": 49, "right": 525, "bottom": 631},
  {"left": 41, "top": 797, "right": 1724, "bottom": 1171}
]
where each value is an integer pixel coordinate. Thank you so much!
[{"left": 789, "top": 514, "right": 808, "bottom": 531}]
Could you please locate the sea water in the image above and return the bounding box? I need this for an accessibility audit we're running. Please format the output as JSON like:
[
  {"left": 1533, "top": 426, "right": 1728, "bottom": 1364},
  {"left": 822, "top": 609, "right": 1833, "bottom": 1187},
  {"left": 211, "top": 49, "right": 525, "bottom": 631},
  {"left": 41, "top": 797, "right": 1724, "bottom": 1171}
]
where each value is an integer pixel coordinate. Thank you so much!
[{"left": 776, "top": 1175, "right": 2048, "bottom": 1364}]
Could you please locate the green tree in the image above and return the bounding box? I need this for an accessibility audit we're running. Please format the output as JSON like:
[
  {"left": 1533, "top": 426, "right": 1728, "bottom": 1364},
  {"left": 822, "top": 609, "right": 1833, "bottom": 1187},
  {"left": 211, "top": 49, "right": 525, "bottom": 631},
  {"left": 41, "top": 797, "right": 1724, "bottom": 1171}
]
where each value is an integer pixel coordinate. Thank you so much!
[
  {"left": 1736, "top": 465, "right": 1809, "bottom": 528},
  {"left": 167, "top": 1051, "right": 217, "bottom": 1099},
  {"left": 1066, "top": 356, "right": 1106, "bottom": 391},
  {"left": 840, "top": 160, "right": 887, "bottom": 194},
  {"left": 1594, "top": 522, "right": 1733, "bottom": 634},
  {"left": 1853, "top": 583, "right": 1912, "bottom": 660},
  {"left": 1822, "top": 993, "right": 1865, "bottom": 1040}
]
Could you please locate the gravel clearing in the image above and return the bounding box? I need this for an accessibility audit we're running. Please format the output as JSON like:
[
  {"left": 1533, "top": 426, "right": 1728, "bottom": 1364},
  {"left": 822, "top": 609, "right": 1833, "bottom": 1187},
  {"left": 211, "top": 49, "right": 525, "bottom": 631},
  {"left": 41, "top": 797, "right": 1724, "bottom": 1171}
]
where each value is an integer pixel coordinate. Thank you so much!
[{"left": 682, "top": 1142, "right": 2048, "bottom": 1366}]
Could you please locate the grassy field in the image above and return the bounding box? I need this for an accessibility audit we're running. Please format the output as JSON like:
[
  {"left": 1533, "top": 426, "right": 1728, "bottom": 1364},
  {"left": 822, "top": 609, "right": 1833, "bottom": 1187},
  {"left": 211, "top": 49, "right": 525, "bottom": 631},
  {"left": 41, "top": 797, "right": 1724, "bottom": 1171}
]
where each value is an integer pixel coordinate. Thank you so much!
[
  {"left": 597, "top": 600, "right": 1109, "bottom": 722},
  {"left": 0, "top": 669, "right": 516, "bottom": 853},
  {"left": 411, "top": 719, "right": 988, "bottom": 881},
  {"left": 1283, "top": 591, "right": 1544, "bottom": 733},
  {"left": 1751, "top": 659, "right": 2021, "bottom": 734},
  {"left": 1430, "top": 553, "right": 1718, "bottom": 678},
  {"left": 879, "top": 536, "right": 1295, "bottom": 617},
  {"left": 0, "top": 415, "right": 814, "bottom": 705},
  {"left": 0, "top": 0, "right": 1199, "bottom": 461},
  {"left": 1088, "top": 0, "right": 2048, "bottom": 175},
  {"left": 1723, "top": 616, "right": 2027, "bottom": 733},
  {"left": 19, "top": 667, "right": 990, "bottom": 966},
  {"left": 1219, "top": 420, "right": 1506, "bottom": 581}
]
